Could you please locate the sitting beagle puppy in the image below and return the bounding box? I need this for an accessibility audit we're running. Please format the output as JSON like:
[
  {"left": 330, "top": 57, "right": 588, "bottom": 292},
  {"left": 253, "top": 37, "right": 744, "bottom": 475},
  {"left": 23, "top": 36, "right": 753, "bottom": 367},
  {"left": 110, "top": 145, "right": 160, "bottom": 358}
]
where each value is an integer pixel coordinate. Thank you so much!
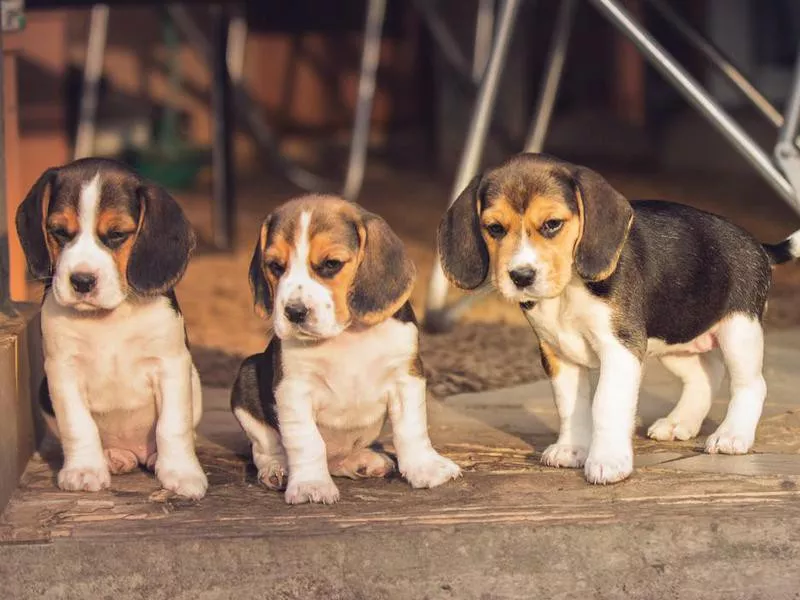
[
  {"left": 231, "top": 195, "right": 461, "bottom": 504},
  {"left": 438, "top": 153, "right": 799, "bottom": 485},
  {"left": 16, "top": 158, "right": 207, "bottom": 499}
]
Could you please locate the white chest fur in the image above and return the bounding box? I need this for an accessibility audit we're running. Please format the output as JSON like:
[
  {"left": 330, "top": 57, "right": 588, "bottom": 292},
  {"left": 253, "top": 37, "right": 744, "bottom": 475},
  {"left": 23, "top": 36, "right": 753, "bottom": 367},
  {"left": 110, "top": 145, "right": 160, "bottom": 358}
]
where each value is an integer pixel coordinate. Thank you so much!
[
  {"left": 42, "top": 292, "right": 188, "bottom": 416},
  {"left": 523, "top": 281, "right": 610, "bottom": 368},
  {"left": 280, "top": 318, "right": 418, "bottom": 431}
]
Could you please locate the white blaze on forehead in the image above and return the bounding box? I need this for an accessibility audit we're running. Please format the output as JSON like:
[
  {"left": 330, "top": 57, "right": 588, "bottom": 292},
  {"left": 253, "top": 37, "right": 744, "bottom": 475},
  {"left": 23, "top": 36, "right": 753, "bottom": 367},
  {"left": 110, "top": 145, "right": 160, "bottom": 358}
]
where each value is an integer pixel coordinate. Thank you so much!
[
  {"left": 290, "top": 210, "right": 313, "bottom": 273},
  {"left": 77, "top": 173, "right": 102, "bottom": 238}
]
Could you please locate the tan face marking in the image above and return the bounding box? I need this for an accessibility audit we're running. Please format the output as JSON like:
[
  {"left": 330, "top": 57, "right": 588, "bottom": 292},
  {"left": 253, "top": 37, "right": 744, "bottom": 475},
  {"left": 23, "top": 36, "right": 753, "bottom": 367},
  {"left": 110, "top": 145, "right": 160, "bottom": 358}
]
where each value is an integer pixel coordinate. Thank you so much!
[
  {"left": 45, "top": 206, "right": 79, "bottom": 267},
  {"left": 96, "top": 208, "right": 139, "bottom": 289},
  {"left": 307, "top": 231, "right": 359, "bottom": 325},
  {"left": 481, "top": 194, "right": 581, "bottom": 299}
]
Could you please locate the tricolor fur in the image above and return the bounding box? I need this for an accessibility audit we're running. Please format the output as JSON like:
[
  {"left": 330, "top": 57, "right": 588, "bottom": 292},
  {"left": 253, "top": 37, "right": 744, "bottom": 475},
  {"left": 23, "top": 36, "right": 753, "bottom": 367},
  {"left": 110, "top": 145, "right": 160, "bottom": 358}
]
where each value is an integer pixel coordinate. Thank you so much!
[
  {"left": 16, "top": 158, "right": 206, "bottom": 499},
  {"left": 438, "top": 153, "right": 800, "bottom": 484},
  {"left": 231, "top": 196, "right": 460, "bottom": 504}
]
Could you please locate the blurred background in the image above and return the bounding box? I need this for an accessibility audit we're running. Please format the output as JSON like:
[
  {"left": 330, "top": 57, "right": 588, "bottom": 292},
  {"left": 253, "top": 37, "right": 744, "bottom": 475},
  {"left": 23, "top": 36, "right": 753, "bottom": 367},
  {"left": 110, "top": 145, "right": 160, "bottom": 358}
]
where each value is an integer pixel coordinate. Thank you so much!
[{"left": 5, "top": 0, "right": 800, "bottom": 396}]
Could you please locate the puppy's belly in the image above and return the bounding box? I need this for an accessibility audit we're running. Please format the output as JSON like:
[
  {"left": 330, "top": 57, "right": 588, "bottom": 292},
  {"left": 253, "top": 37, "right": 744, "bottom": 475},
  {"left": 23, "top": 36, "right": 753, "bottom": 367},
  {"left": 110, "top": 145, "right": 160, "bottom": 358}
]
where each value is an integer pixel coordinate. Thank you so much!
[
  {"left": 317, "top": 413, "right": 387, "bottom": 460},
  {"left": 647, "top": 330, "right": 719, "bottom": 357},
  {"left": 94, "top": 404, "right": 158, "bottom": 464}
]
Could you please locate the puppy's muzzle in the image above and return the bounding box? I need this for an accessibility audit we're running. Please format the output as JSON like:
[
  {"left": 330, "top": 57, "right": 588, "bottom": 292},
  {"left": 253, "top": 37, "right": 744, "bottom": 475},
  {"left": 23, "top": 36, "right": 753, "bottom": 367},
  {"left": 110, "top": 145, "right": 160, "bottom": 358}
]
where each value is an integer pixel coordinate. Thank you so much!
[
  {"left": 284, "top": 301, "right": 310, "bottom": 324},
  {"left": 508, "top": 267, "right": 536, "bottom": 289},
  {"left": 70, "top": 271, "right": 98, "bottom": 295}
]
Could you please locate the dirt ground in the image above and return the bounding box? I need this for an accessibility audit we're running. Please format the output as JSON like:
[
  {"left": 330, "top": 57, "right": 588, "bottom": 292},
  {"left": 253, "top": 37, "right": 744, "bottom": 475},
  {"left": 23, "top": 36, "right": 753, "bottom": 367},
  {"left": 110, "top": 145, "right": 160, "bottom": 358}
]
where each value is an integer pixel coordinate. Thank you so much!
[{"left": 31, "top": 162, "right": 800, "bottom": 395}]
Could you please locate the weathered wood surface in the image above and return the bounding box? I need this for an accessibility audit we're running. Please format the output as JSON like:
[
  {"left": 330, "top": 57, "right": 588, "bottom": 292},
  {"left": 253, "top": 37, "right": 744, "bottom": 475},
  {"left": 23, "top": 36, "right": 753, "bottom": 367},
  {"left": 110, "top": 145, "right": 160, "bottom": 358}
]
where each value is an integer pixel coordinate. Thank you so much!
[{"left": 2, "top": 432, "right": 799, "bottom": 546}]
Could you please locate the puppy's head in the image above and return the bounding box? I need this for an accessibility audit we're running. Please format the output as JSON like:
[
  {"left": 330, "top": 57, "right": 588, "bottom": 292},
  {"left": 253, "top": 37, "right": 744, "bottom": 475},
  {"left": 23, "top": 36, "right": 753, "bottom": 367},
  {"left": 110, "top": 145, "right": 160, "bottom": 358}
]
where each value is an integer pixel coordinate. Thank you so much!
[
  {"left": 438, "top": 153, "right": 633, "bottom": 302},
  {"left": 249, "top": 196, "right": 415, "bottom": 340},
  {"left": 15, "top": 158, "right": 195, "bottom": 311}
]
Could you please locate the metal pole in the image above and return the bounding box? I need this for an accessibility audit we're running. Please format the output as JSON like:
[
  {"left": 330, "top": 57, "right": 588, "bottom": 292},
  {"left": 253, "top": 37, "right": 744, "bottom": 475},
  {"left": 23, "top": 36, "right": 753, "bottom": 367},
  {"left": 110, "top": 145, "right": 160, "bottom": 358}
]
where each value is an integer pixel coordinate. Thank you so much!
[
  {"left": 589, "top": 0, "right": 798, "bottom": 211},
  {"left": 424, "top": 0, "right": 522, "bottom": 329},
  {"left": 473, "top": 0, "right": 495, "bottom": 80},
  {"left": 169, "top": 4, "right": 332, "bottom": 193},
  {"left": 646, "top": 0, "right": 782, "bottom": 128},
  {"left": 226, "top": 10, "right": 248, "bottom": 85},
  {"left": 74, "top": 4, "right": 109, "bottom": 160},
  {"left": 774, "top": 48, "right": 800, "bottom": 199},
  {"left": 211, "top": 5, "right": 235, "bottom": 250},
  {"left": 342, "top": 0, "right": 386, "bottom": 202},
  {"left": 524, "top": 0, "right": 577, "bottom": 153}
]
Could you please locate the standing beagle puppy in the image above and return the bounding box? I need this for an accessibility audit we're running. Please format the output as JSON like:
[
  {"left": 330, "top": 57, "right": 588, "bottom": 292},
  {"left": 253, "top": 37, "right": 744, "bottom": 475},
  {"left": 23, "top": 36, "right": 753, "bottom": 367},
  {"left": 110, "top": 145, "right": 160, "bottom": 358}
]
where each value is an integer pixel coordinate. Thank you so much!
[
  {"left": 16, "top": 158, "right": 207, "bottom": 499},
  {"left": 438, "top": 153, "right": 798, "bottom": 485},
  {"left": 231, "top": 195, "right": 460, "bottom": 504}
]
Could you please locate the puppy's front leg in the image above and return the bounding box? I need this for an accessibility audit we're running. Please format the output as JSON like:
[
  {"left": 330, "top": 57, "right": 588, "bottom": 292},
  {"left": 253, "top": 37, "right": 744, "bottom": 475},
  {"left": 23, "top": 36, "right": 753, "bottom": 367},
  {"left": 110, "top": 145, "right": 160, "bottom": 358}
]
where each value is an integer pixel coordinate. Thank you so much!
[
  {"left": 277, "top": 380, "right": 339, "bottom": 505},
  {"left": 46, "top": 360, "right": 110, "bottom": 491},
  {"left": 540, "top": 349, "right": 593, "bottom": 469},
  {"left": 584, "top": 345, "right": 642, "bottom": 485},
  {"left": 389, "top": 375, "right": 461, "bottom": 489},
  {"left": 154, "top": 353, "right": 208, "bottom": 499}
]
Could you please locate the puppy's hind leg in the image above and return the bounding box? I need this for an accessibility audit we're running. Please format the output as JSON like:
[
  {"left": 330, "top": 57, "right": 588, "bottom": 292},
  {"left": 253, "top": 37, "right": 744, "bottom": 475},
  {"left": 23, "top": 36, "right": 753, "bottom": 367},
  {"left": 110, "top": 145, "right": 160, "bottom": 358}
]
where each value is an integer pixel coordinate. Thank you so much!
[
  {"left": 233, "top": 407, "right": 288, "bottom": 490},
  {"left": 706, "top": 315, "right": 766, "bottom": 455},
  {"left": 648, "top": 353, "right": 724, "bottom": 441}
]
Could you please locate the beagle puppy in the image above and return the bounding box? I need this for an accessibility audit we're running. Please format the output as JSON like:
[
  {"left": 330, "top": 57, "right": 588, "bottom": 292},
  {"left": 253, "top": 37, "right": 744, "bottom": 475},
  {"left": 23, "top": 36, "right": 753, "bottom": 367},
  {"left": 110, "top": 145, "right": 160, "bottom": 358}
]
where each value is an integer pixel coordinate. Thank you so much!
[
  {"left": 231, "top": 195, "right": 461, "bottom": 504},
  {"left": 438, "top": 153, "right": 799, "bottom": 485},
  {"left": 16, "top": 158, "right": 207, "bottom": 499}
]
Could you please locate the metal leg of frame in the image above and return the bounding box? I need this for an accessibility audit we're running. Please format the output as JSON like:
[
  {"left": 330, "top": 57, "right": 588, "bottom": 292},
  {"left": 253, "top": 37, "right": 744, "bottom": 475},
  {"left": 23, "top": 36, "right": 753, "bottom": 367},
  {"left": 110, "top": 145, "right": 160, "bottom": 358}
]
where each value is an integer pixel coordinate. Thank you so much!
[
  {"left": 423, "top": 0, "right": 522, "bottom": 332},
  {"left": 169, "top": 4, "right": 332, "bottom": 194},
  {"left": 523, "top": 0, "right": 577, "bottom": 153},
  {"left": 211, "top": 5, "right": 235, "bottom": 250},
  {"left": 589, "top": 0, "right": 799, "bottom": 212},
  {"left": 774, "top": 48, "right": 800, "bottom": 200},
  {"left": 0, "top": 22, "right": 13, "bottom": 317},
  {"left": 645, "top": 0, "right": 782, "bottom": 128},
  {"left": 342, "top": 0, "right": 386, "bottom": 201},
  {"left": 473, "top": 0, "right": 495, "bottom": 80},
  {"left": 74, "top": 4, "right": 109, "bottom": 160}
]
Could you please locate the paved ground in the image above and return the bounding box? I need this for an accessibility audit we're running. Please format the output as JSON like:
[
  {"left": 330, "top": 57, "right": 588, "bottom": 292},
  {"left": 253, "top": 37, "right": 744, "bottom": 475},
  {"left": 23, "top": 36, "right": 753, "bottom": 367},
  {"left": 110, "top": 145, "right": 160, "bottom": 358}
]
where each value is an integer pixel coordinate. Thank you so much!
[{"left": 3, "top": 329, "right": 800, "bottom": 598}]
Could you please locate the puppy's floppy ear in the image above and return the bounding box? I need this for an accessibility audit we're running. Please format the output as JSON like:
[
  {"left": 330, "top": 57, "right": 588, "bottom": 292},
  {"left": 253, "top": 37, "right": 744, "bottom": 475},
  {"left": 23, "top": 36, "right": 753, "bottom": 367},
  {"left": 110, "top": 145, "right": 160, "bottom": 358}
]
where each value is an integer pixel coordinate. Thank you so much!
[
  {"left": 16, "top": 168, "right": 58, "bottom": 279},
  {"left": 437, "top": 174, "right": 488, "bottom": 290},
  {"left": 350, "top": 210, "right": 415, "bottom": 324},
  {"left": 127, "top": 182, "right": 196, "bottom": 295},
  {"left": 571, "top": 166, "right": 633, "bottom": 281},
  {"left": 248, "top": 218, "right": 273, "bottom": 319}
]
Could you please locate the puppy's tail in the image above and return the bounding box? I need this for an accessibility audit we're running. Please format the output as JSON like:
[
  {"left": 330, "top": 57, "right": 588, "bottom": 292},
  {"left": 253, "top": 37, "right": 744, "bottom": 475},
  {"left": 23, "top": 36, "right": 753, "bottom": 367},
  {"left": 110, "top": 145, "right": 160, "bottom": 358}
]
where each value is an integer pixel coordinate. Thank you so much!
[{"left": 763, "top": 230, "right": 800, "bottom": 265}]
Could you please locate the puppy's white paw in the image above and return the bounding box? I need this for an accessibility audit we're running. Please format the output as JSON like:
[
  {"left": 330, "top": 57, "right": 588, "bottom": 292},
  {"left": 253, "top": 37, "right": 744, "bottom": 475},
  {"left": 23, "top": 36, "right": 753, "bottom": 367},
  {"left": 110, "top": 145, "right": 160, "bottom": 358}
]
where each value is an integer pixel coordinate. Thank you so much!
[
  {"left": 284, "top": 478, "right": 340, "bottom": 505},
  {"left": 156, "top": 459, "right": 208, "bottom": 500},
  {"left": 705, "top": 429, "right": 753, "bottom": 455},
  {"left": 401, "top": 451, "right": 461, "bottom": 489},
  {"left": 58, "top": 464, "right": 111, "bottom": 492},
  {"left": 584, "top": 442, "right": 633, "bottom": 485},
  {"left": 648, "top": 417, "right": 700, "bottom": 442},
  {"left": 258, "top": 459, "right": 288, "bottom": 491},
  {"left": 541, "top": 443, "right": 588, "bottom": 468}
]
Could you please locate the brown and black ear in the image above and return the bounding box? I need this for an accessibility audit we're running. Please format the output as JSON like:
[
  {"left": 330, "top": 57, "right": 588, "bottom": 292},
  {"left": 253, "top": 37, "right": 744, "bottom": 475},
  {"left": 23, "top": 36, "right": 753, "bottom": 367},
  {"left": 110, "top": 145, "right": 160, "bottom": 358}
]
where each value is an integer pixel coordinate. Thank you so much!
[
  {"left": 571, "top": 166, "right": 633, "bottom": 282},
  {"left": 127, "top": 182, "right": 196, "bottom": 295},
  {"left": 350, "top": 211, "right": 415, "bottom": 324},
  {"left": 15, "top": 168, "right": 58, "bottom": 279},
  {"left": 436, "top": 174, "right": 489, "bottom": 290},
  {"left": 248, "top": 218, "right": 273, "bottom": 319}
]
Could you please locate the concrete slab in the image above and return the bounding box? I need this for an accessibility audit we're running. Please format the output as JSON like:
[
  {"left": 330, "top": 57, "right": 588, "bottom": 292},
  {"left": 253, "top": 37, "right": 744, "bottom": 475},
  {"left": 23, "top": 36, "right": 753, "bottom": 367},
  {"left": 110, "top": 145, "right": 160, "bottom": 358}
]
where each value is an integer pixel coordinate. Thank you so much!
[{"left": 3, "top": 329, "right": 800, "bottom": 598}]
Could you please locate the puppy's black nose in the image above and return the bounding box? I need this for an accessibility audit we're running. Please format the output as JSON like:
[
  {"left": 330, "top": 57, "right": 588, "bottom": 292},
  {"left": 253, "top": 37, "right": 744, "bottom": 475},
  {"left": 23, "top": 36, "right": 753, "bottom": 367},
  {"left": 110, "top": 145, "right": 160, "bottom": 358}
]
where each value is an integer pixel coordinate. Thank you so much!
[
  {"left": 70, "top": 272, "right": 97, "bottom": 294},
  {"left": 284, "top": 302, "right": 309, "bottom": 324},
  {"left": 509, "top": 267, "right": 535, "bottom": 289}
]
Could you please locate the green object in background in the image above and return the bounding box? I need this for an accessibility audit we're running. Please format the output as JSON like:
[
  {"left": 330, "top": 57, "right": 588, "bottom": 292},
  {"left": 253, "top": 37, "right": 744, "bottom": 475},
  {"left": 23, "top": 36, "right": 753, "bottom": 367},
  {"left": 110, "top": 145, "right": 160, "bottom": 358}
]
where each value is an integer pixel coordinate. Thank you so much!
[{"left": 123, "top": 8, "right": 210, "bottom": 190}]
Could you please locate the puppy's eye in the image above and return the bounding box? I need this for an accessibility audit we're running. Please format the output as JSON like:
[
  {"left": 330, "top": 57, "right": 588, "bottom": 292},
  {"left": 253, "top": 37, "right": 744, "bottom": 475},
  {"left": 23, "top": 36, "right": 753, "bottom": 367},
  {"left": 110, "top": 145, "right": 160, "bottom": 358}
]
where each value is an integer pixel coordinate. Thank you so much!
[
  {"left": 267, "top": 261, "right": 286, "bottom": 277},
  {"left": 540, "top": 219, "right": 564, "bottom": 237},
  {"left": 485, "top": 223, "right": 507, "bottom": 239},
  {"left": 101, "top": 230, "right": 132, "bottom": 249},
  {"left": 48, "top": 227, "right": 75, "bottom": 245},
  {"left": 316, "top": 258, "right": 344, "bottom": 278}
]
